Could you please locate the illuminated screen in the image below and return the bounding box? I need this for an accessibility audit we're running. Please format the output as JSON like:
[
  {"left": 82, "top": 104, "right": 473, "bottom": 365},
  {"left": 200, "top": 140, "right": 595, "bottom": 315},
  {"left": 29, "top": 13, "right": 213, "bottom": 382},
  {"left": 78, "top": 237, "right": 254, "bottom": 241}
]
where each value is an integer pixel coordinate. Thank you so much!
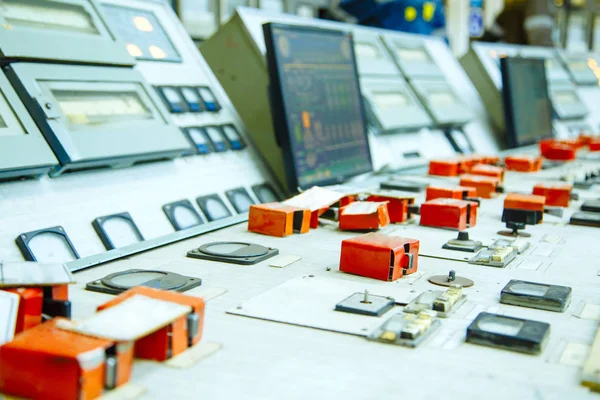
[
  {"left": 568, "top": 60, "right": 588, "bottom": 71},
  {"left": 264, "top": 24, "right": 372, "bottom": 190},
  {"left": 1, "top": 0, "right": 99, "bottom": 34},
  {"left": 101, "top": 4, "right": 181, "bottom": 62},
  {"left": 428, "top": 91, "right": 456, "bottom": 106},
  {"left": 501, "top": 58, "right": 553, "bottom": 148},
  {"left": 396, "top": 47, "right": 430, "bottom": 63},
  {"left": 372, "top": 92, "right": 409, "bottom": 110},
  {"left": 553, "top": 91, "right": 579, "bottom": 105},
  {"left": 355, "top": 43, "right": 381, "bottom": 59},
  {"left": 52, "top": 88, "right": 153, "bottom": 128}
]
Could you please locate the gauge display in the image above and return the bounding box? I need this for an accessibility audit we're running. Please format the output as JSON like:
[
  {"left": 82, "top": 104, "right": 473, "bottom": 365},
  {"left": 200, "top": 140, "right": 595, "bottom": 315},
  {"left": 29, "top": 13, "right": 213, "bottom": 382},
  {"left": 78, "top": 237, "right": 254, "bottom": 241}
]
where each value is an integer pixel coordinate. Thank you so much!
[
  {"left": 101, "top": 4, "right": 181, "bottom": 62},
  {"left": 428, "top": 91, "right": 456, "bottom": 106},
  {"left": 355, "top": 43, "right": 381, "bottom": 59},
  {"left": 373, "top": 92, "right": 409, "bottom": 111},
  {"left": 52, "top": 88, "right": 153, "bottom": 128},
  {"left": 1, "top": 0, "right": 99, "bottom": 35},
  {"left": 396, "top": 48, "right": 430, "bottom": 63}
]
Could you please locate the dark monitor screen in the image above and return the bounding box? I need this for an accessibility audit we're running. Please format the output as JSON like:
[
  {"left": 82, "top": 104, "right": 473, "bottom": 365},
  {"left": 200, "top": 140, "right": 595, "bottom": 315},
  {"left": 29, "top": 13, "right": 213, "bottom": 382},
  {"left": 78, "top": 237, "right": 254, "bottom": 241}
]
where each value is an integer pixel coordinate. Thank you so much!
[
  {"left": 501, "top": 57, "right": 553, "bottom": 148},
  {"left": 263, "top": 23, "right": 373, "bottom": 191}
]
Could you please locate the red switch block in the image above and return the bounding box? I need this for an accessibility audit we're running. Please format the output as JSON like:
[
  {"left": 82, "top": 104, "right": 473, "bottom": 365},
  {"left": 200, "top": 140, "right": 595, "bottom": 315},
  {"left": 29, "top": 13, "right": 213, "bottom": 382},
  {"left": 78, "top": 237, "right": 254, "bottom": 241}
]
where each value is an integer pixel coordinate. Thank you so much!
[
  {"left": 532, "top": 182, "right": 573, "bottom": 207},
  {"left": 459, "top": 175, "right": 501, "bottom": 198},
  {"left": 504, "top": 155, "right": 543, "bottom": 172},
  {"left": 340, "top": 233, "right": 419, "bottom": 281},
  {"left": 420, "top": 198, "right": 478, "bottom": 230},
  {"left": 367, "top": 192, "right": 414, "bottom": 223},
  {"left": 339, "top": 202, "right": 390, "bottom": 231},
  {"left": 426, "top": 185, "right": 477, "bottom": 202},
  {"left": 97, "top": 286, "right": 205, "bottom": 362},
  {"left": 470, "top": 164, "right": 505, "bottom": 182}
]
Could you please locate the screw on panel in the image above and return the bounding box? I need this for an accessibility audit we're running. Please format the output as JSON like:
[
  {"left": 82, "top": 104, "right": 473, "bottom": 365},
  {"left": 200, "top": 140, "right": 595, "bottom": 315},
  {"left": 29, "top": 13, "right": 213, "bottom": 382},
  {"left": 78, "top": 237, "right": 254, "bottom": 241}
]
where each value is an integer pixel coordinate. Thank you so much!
[
  {"left": 448, "top": 270, "right": 456, "bottom": 282},
  {"left": 361, "top": 290, "right": 371, "bottom": 304},
  {"left": 45, "top": 103, "right": 52, "bottom": 110}
]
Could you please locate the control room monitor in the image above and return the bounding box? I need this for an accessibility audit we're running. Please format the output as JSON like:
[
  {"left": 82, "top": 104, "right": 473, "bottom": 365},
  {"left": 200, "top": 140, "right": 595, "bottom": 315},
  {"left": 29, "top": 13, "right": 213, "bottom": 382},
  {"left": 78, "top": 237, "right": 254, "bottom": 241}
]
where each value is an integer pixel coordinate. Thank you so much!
[
  {"left": 263, "top": 23, "right": 373, "bottom": 191},
  {"left": 501, "top": 57, "right": 554, "bottom": 148}
]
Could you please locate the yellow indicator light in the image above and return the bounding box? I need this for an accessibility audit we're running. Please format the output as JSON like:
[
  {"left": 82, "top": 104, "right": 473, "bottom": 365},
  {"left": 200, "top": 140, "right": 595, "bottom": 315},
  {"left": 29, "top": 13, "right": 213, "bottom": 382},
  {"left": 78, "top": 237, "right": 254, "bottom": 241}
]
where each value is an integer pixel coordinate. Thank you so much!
[
  {"left": 302, "top": 111, "right": 311, "bottom": 129},
  {"left": 126, "top": 43, "right": 143, "bottom": 57},
  {"left": 149, "top": 45, "right": 167, "bottom": 59},
  {"left": 133, "top": 16, "right": 153, "bottom": 32}
]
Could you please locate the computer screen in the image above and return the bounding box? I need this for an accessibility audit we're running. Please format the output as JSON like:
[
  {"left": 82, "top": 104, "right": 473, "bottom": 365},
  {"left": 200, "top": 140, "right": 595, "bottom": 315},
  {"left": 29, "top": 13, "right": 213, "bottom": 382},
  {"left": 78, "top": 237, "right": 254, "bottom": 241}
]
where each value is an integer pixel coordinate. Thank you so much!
[
  {"left": 501, "top": 57, "right": 553, "bottom": 148},
  {"left": 263, "top": 23, "right": 373, "bottom": 191}
]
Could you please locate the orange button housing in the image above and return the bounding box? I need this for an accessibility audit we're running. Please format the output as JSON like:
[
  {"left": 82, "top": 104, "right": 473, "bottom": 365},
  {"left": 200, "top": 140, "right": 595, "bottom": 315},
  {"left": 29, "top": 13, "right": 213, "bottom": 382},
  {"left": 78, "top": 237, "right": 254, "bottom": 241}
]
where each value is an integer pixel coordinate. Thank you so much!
[
  {"left": 97, "top": 286, "right": 205, "bottom": 362},
  {"left": 0, "top": 318, "right": 133, "bottom": 400},
  {"left": 540, "top": 139, "right": 577, "bottom": 161},
  {"left": 420, "top": 198, "right": 478, "bottom": 231},
  {"left": 248, "top": 202, "right": 310, "bottom": 237},
  {"left": 339, "top": 202, "right": 390, "bottom": 231},
  {"left": 470, "top": 164, "right": 505, "bottom": 182},
  {"left": 2, "top": 287, "right": 43, "bottom": 334},
  {"left": 504, "top": 193, "right": 545, "bottom": 212},
  {"left": 504, "top": 155, "right": 543, "bottom": 172},
  {"left": 367, "top": 194, "right": 414, "bottom": 223},
  {"left": 425, "top": 185, "right": 477, "bottom": 202},
  {"left": 429, "top": 159, "right": 460, "bottom": 177},
  {"left": 533, "top": 183, "right": 573, "bottom": 207},
  {"left": 340, "top": 233, "right": 419, "bottom": 281},
  {"left": 459, "top": 175, "right": 501, "bottom": 198}
]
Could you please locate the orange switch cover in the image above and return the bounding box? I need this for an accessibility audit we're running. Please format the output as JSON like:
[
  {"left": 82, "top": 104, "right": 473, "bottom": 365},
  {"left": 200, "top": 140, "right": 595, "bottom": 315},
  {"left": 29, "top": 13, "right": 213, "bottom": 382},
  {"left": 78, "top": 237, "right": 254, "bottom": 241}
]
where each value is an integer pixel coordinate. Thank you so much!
[
  {"left": 533, "top": 183, "right": 573, "bottom": 207},
  {"left": 420, "top": 198, "right": 478, "bottom": 230},
  {"left": 248, "top": 202, "right": 310, "bottom": 237},
  {"left": 483, "top": 155, "right": 500, "bottom": 165},
  {"left": 339, "top": 202, "right": 390, "bottom": 230},
  {"left": 367, "top": 193, "right": 414, "bottom": 223},
  {"left": 590, "top": 138, "right": 600, "bottom": 152},
  {"left": 425, "top": 185, "right": 477, "bottom": 202},
  {"left": 97, "top": 286, "right": 205, "bottom": 362},
  {"left": 540, "top": 139, "right": 577, "bottom": 161},
  {"left": 470, "top": 164, "right": 505, "bottom": 182},
  {"left": 459, "top": 175, "right": 501, "bottom": 198},
  {"left": 340, "top": 233, "right": 419, "bottom": 281},
  {"left": 504, "top": 193, "right": 545, "bottom": 212},
  {"left": 2, "top": 287, "right": 43, "bottom": 334},
  {"left": 0, "top": 318, "right": 134, "bottom": 400},
  {"left": 504, "top": 155, "right": 543, "bottom": 172},
  {"left": 429, "top": 159, "right": 460, "bottom": 177}
]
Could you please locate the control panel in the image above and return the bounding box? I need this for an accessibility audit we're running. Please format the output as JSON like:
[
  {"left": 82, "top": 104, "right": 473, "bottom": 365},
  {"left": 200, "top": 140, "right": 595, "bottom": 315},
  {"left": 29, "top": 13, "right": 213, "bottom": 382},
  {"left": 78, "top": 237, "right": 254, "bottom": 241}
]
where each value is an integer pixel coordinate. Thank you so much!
[
  {"left": 202, "top": 7, "right": 488, "bottom": 178},
  {"left": 0, "top": 3, "right": 600, "bottom": 400},
  {"left": 0, "top": 69, "right": 58, "bottom": 180},
  {"left": 0, "top": 0, "right": 279, "bottom": 263},
  {"left": 5, "top": 62, "right": 189, "bottom": 175},
  {"left": 461, "top": 42, "right": 595, "bottom": 141},
  {"left": 0, "top": 0, "right": 134, "bottom": 66}
]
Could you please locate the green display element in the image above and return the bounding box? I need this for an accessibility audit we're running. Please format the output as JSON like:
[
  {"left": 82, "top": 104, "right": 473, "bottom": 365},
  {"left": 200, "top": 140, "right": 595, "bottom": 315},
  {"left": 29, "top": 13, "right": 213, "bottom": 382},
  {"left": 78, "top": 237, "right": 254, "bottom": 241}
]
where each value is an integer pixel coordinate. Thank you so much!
[
  {"left": 52, "top": 89, "right": 153, "bottom": 129},
  {"left": 269, "top": 25, "right": 372, "bottom": 189}
]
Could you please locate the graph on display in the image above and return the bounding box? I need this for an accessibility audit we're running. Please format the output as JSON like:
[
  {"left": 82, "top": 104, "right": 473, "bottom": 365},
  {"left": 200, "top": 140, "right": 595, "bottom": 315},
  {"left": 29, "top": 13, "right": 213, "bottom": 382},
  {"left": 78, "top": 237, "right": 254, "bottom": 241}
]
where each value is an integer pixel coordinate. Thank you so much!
[{"left": 271, "top": 26, "right": 372, "bottom": 188}]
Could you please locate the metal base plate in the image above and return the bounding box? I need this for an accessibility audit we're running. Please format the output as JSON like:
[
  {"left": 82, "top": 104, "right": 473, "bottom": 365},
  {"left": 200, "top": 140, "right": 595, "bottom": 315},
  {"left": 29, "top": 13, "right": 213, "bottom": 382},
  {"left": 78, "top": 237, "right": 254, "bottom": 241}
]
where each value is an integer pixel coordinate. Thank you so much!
[
  {"left": 85, "top": 269, "right": 202, "bottom": 295},
  {"left": 442, "top": 239, "right": 483, "bottom": 252},
  {"left": 187, "top": 242, "right": 279, "bottom": 265},
  {"left": 428, "top": 275, "right": 474, "bottom": 287},
  {"left": 497, "top": 230, "right": 532, "bottom": 238},
  {"left": 335, "top": 292, "right": 395, "bottom": 317}
]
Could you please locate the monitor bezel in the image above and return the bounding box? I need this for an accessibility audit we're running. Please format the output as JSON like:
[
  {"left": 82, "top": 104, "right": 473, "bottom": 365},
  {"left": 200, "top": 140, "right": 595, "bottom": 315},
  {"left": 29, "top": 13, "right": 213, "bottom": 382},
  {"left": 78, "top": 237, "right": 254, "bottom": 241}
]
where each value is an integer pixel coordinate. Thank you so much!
[
  {"left": 263, "top": 22, "right": 373, "bottom": 192},
  {"left": 501, "top": 57, "right": 554, "bottom": 149}
]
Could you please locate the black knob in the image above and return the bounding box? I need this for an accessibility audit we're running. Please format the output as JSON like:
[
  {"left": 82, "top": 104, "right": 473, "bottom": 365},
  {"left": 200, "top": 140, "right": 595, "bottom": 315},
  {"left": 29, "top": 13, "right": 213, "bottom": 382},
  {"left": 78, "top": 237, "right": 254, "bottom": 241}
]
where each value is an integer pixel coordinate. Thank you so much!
[{"left": 457, "top": 231, "right": 469, "bottom": 241}]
